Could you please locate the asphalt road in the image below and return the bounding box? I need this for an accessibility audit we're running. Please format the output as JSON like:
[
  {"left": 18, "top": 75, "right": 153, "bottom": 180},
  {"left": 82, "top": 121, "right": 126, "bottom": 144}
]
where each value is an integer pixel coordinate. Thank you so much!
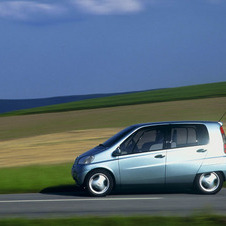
[{"left": 1, "top": 188, "right": 226, "bottom": 218}]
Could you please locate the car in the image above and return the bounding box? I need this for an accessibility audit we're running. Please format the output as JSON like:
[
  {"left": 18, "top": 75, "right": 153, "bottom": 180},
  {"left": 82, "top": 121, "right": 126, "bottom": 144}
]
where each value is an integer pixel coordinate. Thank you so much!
[{"left": 71, "top": 121, "right": 226, "bottom": 197}]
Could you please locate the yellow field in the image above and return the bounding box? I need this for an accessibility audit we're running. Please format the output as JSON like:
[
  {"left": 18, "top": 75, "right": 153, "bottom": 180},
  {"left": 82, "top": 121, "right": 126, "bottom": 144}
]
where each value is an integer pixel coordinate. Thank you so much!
[{"left": 0, "top": 128, "right": 121, "bottom": 168}]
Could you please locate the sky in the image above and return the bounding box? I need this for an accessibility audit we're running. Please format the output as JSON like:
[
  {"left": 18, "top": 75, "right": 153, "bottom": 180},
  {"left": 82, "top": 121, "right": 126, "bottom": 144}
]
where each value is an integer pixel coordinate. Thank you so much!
[{"left": 0, "top": 0, "right": 226, "bottom": 99}]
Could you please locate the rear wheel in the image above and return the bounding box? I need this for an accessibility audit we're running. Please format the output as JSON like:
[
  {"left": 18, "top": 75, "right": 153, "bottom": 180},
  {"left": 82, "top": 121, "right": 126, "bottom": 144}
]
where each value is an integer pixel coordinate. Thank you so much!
[
  {"left": 85, "top": 169, "right": 114, "bottom": 197},
  {"left": 195, "top": 172, "right": 223, "bottom": 194}
]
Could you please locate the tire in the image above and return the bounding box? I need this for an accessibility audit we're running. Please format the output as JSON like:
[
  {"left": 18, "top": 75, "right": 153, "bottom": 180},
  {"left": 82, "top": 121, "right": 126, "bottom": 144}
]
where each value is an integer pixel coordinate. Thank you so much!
[
  {"left": 195, "top": 172, "right": 223, "bottom": 195},
  {"left": 85, "top": 169, "right": 114, "bottom": 197}
]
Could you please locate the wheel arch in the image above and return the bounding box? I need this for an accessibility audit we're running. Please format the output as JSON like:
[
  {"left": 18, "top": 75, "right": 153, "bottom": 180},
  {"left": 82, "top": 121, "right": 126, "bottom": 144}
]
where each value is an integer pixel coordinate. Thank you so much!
[{"left": 218, "top": 171, "right": 226, "bottom": 181}]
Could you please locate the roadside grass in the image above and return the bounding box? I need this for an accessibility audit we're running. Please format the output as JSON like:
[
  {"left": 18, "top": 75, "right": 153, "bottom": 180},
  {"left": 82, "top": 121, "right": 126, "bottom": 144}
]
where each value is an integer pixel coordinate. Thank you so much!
[
  {"left": 0, "top": 97, "right": 225, "bottom": 141},
  {"left": 0, "top": 163, "right": 73, "bottom": 194},
  {"left": 1, "top": 215, "right": 226, "bottom": 225},
  {"left": 1, "top": 81, "right": 226, "bottom": 116}
]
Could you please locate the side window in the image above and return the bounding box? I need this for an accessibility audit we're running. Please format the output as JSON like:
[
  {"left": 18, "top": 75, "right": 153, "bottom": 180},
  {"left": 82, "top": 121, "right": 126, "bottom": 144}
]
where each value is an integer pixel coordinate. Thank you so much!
[
  {"left": 120, "top": 127, "right": 165, "bottom": 155},
  {"left": 196, "top": 125, "right": 209, "bottom": 145},
  {"left": 120, "top": 130, "right": 143, "bottom": 155},
  {"left": 170, "top": 124, "right": 209, "bottom": 149},
  {"left": 137, "top": 129, "right": 164, "bottom": 152}
]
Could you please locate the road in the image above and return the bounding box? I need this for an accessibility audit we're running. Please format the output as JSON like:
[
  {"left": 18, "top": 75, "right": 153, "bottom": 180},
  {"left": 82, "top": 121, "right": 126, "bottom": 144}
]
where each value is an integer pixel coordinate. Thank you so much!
[{"left": 1, "top": 188, "right": 226, "bottom": 218}]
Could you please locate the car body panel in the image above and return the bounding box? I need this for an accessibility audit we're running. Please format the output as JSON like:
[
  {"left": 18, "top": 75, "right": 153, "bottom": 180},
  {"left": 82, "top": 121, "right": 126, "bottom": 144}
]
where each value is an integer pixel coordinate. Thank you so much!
[
  {"left": 118, "top": 150, "right": 166, "bottom": 185},
  {"left": 166, "top": 145, "right": 208, "bottom": 183}
]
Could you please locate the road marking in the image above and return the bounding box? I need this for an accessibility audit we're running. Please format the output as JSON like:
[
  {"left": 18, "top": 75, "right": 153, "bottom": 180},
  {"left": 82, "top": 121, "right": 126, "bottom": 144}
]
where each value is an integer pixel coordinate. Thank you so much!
[{"left": 0, "top": 197, "right": 163, "bottom": 203}]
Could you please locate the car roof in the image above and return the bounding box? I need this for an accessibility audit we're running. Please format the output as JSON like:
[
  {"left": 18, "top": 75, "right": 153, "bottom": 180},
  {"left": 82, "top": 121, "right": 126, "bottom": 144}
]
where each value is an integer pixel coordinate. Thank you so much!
[{"left": 132, "top": 121, "right": 221, "bottom": 129}]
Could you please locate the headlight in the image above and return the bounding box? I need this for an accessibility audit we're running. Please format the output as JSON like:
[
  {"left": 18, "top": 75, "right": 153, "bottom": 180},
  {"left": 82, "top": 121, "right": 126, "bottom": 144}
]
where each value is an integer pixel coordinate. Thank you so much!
[{"left": 78, "top": 156, "right": 95, "bottom": 165}]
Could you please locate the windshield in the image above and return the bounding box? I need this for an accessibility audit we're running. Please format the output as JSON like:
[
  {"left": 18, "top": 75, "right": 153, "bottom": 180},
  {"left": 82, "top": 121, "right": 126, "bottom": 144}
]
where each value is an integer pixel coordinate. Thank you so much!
[{"left": 103, "top": 125, "right": 137, "bottom": 147}]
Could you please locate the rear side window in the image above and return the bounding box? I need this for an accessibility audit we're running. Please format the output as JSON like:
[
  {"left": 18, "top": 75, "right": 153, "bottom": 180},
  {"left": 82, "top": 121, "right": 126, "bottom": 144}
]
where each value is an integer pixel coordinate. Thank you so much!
[
  {"left": 220, "top": 126, "right": 226, "bottom": 154},
  {"left": 170, "top": 124, "right": 209, "bottom": 148}
]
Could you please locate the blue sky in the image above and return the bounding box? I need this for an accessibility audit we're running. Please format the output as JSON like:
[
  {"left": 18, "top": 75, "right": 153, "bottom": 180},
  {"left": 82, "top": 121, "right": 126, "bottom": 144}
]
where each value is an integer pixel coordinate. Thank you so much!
[{"left": 0, "top": 0, "right": 225, "bottom": 99}]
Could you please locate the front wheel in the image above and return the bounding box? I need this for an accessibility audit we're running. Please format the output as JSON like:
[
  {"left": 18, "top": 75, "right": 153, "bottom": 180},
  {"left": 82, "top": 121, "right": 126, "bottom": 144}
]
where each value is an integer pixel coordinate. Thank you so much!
[
  {"left": 195, "top": 172, "right": 223, "bottom": 194},
  {"left": 85, "top": 169, "right": 114, "bottom": 197}
]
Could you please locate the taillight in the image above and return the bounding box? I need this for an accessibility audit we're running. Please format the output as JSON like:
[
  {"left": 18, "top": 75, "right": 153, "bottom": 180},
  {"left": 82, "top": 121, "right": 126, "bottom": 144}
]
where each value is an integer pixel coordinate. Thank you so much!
[{"left": 220, "top": 126, "right": 226, "bottom": 154}]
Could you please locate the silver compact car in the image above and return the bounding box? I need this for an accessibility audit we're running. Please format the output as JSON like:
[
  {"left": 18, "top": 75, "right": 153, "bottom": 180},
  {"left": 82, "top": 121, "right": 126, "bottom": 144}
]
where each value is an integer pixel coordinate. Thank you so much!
[{"left": 72, "top": 121, "right": 226, "bottom": 197}]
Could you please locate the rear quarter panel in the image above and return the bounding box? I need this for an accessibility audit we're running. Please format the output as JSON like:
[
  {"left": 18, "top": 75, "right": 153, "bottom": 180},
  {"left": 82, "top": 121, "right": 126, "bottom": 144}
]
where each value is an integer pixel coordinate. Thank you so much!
[{"left": 198, "top": 122, "right": 226, "bottom": 178}]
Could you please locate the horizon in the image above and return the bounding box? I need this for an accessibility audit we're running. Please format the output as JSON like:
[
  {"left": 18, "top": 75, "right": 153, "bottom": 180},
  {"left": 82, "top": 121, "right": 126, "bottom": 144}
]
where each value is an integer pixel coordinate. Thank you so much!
[{"left": 0, "top": 81, "right": 224, "bottom": 101}]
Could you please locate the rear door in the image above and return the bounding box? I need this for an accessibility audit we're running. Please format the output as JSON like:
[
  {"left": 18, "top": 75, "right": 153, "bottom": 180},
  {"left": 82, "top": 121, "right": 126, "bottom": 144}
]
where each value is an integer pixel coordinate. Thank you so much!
[{"left": 166, "top": 124, "right": 209, "bottom": 184}]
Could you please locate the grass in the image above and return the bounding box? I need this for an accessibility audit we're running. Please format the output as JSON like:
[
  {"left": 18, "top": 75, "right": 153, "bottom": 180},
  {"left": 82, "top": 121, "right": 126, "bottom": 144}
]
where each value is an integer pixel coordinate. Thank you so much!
[
  {"left": 1, "top": 81, "right": 226, "bottom": 116},
  {"left": 1, "top": 215, "right": 226, "bottom": 225},
  {"left": 0, "top": 163, "right": 73, "bottom": 194}
]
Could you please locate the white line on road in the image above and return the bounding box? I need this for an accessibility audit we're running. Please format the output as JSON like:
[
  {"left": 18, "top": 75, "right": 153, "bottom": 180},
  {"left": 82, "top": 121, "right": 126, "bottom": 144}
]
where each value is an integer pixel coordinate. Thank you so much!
[{"left": 0, "top": 197, "right": 163, "bottom": 203}]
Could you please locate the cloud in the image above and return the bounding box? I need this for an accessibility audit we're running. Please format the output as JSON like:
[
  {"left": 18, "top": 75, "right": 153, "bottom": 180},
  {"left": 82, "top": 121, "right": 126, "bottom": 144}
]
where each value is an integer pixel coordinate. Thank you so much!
[
  {"left": 0, "top": 0, "right": 147, "bottom": 23},
  {"left": 0, "top": 1, "right": 66, "bottom": 21},
  {"left": 1, "top": 0, "right": 222, "bottom": 24},
  {"left": 71, "top": 0, "right": 144, "bottom": 15}
]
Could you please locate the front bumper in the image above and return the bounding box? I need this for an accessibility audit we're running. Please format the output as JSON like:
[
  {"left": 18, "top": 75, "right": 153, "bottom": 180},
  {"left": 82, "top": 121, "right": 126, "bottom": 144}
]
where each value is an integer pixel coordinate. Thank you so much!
[{"left": 71, "top": 163, "right": 89, "bottom": 186}]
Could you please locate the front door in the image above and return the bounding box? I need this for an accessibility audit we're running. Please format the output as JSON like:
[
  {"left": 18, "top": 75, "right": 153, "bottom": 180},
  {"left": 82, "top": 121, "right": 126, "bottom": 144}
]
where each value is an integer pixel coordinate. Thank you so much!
[{"left": 118, "top": 126, "right": 167, "bottom": 185}]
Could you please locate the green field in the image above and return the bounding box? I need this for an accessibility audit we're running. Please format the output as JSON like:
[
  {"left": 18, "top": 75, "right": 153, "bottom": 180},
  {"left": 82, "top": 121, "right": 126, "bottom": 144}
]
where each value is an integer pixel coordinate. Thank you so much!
[
  {"left": 1, "top": 215, "right": 226, "bottom": 226},
  {"left": 1, "top": 81, "right": 226, "bottom": 116},
  {"left": 0, "top": 163, "right": 73, "bottom": 194}
]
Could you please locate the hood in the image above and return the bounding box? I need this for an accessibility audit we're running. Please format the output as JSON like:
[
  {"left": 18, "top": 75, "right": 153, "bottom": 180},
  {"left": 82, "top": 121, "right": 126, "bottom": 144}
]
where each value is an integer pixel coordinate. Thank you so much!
[{"left": 78, "top": 145, "right": 107, "bottom": 158}]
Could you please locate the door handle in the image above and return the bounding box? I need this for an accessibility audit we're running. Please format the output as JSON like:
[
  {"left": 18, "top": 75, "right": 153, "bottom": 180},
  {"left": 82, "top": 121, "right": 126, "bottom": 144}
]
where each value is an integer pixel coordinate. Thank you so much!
[
  {"left": 155, "top": 154, "right": 165, "bottom": 158},
  {"left": 196, "top": 149, "right": 207, "bottom": 153}
]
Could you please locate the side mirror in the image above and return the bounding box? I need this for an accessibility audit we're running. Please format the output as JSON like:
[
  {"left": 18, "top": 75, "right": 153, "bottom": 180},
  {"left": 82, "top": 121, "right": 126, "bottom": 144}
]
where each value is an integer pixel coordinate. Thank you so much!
[{"left": 112, "top": 148, "right": 121, "bottom": 157}]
